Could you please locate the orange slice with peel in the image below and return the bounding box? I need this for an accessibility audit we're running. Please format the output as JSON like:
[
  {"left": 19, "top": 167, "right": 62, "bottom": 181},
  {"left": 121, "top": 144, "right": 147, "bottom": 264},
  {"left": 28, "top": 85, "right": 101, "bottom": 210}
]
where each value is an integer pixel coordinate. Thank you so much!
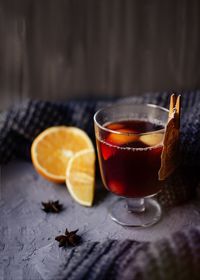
[
  {"left": 31, "top": 126, "right": 93, "bottom": 183},
  {"left": 140, "top": 133, "right": 164, "bottom": 147},
  {"left": 66, "top": 149, "right": 95, "bottom": 206},
  {"left": 107, "top": 130, "right": 139, "bottom": 146}
]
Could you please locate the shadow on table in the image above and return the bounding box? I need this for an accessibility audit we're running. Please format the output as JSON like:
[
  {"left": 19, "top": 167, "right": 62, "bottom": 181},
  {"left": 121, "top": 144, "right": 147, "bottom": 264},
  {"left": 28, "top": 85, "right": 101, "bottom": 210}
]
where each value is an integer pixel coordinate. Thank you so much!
[{"left": 94, "top": 179, "right": 109, "bottom": 206}]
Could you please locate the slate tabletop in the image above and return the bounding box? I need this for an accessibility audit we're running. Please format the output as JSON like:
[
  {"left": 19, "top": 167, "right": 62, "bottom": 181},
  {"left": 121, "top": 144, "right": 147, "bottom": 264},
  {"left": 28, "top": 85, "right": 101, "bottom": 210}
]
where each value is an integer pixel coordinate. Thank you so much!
[{"left": 1, "top": 159, "right": 200, "bottom": 280}]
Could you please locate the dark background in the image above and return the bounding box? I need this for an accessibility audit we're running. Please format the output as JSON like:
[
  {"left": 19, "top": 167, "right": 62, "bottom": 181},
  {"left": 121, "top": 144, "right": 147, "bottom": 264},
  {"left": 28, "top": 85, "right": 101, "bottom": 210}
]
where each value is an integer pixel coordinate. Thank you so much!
[{"left": 0, "top": 0, "right": 200, "bottom": 110}]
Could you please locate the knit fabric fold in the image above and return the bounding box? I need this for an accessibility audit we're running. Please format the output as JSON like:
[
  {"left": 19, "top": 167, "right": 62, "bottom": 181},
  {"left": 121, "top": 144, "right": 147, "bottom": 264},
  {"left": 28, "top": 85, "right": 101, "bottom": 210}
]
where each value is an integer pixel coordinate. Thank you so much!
[{"left": 32, "top": 226, "right": 200, "bottom": 280}]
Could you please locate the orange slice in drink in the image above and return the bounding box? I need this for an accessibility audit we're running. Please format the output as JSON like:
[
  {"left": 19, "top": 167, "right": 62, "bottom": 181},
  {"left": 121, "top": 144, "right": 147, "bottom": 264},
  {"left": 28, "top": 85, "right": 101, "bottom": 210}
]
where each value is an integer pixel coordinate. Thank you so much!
[
  {"left": 140, "top": 133, "right": 164, "bottom": 147},
  {"left": 31, "top": 126, "right": 94, "bottom": 183},
  {"left": 107, "top": 129, "right": 139, "bottom": 146}
]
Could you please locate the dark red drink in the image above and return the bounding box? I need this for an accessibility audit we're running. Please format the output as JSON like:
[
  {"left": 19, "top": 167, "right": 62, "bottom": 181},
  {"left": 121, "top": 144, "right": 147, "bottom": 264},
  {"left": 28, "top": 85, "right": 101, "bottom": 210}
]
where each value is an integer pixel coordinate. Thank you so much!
[{"left": 96, "top": 120, "right": 164, "bottom": 198}]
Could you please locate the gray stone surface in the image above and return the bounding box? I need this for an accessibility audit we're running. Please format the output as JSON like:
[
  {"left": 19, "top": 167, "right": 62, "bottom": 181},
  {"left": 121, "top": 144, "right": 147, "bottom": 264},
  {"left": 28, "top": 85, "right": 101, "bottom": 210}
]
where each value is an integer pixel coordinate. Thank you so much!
[{"left": 1, "top": 160, "right": 200, "bottom": 280}]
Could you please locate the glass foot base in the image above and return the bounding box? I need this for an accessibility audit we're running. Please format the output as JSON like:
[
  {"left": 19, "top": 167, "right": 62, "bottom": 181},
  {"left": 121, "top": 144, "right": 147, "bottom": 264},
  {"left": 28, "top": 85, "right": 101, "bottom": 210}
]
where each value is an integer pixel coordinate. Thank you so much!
[{"left": 109, "top": 198, "right": 162, "bottom": 227}]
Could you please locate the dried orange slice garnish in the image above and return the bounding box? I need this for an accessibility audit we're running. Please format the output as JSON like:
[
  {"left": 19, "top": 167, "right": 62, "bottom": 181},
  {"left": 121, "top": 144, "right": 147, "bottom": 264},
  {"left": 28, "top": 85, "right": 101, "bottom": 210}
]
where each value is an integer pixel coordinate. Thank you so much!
[{"left": 159, "top": 94, "right": 181, "bottom": 180}]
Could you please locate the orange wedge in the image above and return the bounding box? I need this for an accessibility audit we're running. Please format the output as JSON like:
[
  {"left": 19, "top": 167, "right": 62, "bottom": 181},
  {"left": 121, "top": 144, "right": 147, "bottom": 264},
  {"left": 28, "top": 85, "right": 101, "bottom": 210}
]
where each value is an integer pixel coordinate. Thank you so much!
[
  {"left": 140, "top": 133, "right": 164, "bottom": 147},
  {"left": 31, "top": 126, "right": 94, "bottom": 183},
  {"left": 107, "top": 131, "right": 139, "bottom": 146},
  {"left": 66, "top": 149, "right": 95, "bottom": 206}
]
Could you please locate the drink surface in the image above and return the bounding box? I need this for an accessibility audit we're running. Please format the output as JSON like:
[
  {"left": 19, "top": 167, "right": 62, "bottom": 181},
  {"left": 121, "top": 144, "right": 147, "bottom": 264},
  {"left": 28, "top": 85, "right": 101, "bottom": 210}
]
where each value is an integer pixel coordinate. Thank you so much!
[{"left": 96, "top": 120, "right": 164, "bottom": 198}]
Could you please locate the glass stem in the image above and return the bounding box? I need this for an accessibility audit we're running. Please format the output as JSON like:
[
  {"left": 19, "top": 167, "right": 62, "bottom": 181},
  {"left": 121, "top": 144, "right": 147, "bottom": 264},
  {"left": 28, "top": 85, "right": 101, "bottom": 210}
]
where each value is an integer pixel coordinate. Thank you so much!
[{"left": 126, "top": 198, "right": 145, "bottom": 213}]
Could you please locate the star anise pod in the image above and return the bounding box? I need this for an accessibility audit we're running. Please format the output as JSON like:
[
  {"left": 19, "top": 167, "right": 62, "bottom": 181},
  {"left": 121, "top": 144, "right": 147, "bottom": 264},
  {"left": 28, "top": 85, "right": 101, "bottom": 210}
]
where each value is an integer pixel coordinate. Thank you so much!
[
  {"left": 41, "top": 200, "right": 63, "bottom": 213},
  {"left": 55, "top": 228, "right": 80, "bottom": 247}
]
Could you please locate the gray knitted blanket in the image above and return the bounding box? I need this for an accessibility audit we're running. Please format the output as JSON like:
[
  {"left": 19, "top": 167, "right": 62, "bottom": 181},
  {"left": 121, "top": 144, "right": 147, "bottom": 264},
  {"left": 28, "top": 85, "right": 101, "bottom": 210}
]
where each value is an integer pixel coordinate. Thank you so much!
[
  {"left": 33, "top": 227, "right": 200, "bottom": 280},
  {"left": 1, "top": 91, "right": 200, "bottom": 279}
]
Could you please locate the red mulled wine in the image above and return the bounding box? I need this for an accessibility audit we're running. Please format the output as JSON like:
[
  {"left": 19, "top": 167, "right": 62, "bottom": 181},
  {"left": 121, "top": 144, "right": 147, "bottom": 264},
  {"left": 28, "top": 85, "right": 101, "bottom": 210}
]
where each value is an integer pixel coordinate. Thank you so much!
[{"left": 96, "top": 120, "right": 164, "bottom": 197}]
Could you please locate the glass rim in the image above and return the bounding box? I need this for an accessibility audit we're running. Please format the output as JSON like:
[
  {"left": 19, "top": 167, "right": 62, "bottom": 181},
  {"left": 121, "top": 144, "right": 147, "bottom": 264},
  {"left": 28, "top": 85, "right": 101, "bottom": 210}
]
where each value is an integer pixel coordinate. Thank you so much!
[{"left": 93, "top": 103, "right": 169, "bottom": 136}]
